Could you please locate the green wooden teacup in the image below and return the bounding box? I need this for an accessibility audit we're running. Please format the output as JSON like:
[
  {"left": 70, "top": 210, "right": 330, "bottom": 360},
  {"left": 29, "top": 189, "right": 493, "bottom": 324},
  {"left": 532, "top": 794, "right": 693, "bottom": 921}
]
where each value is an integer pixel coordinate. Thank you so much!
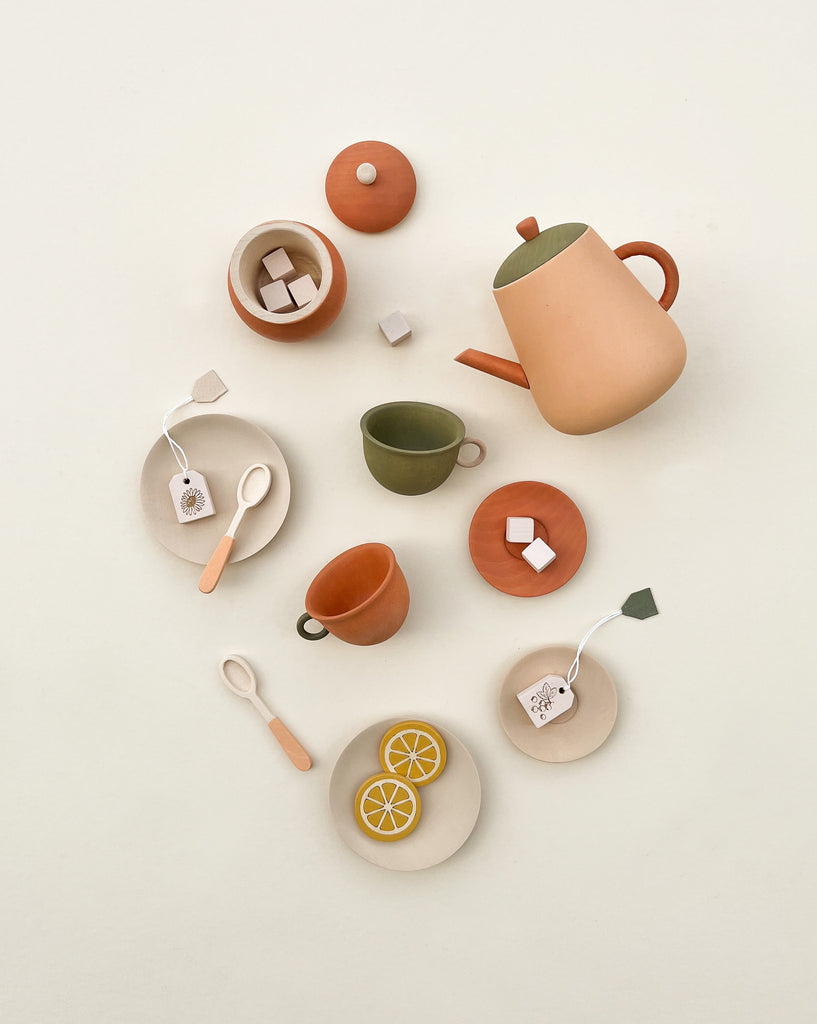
[{"left": 360, "top": 401, "right": 487, "bottom": 495}]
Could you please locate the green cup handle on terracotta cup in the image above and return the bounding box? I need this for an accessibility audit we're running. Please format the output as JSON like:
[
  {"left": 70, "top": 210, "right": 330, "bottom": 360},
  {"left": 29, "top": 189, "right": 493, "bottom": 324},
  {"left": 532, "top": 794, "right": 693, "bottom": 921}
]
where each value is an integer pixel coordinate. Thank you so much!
[
  {"left": 297, "top": 612, "right": 329, "bottom": 641},
  {"left": 457, "top": 437, "right": 487, "bottom": 469}
]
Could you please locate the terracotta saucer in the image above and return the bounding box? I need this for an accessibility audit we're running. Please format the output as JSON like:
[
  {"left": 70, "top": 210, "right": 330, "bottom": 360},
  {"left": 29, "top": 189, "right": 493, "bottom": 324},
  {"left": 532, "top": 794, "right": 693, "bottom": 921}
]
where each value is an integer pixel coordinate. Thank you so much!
[
  {"left": 468, "top": 481, "right": 587, "bottom": 596},
  {"left": 140, "top": 414, "right": 291, "bottom": 565},
  {"left": 499, "top": 645, "right": 618, "bottom": 762},
  {"left": 325, "top": 141, "right": 416, "bottom": 233},
  {"left": 329, "top": 718, "right": 481, "bottom": 871}
]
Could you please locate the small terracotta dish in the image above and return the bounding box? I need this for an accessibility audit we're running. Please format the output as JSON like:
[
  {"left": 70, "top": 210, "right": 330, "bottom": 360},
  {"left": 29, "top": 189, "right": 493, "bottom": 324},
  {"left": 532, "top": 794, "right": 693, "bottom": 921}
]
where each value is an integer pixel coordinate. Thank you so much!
[
  {"left": 499, "top": 645, "right": 617, "bottom": 762},
  {"left": 468, "top": 481, "right": 587, "bottom": 597},
  {"left": 227, "top": 220, "right": 347, "bottom": 341},
  {"left": 140, "top": 414, "right": 290, "bottom": 565},
  {"left": 330, "top": 718, "right": 481, "bottom": 871}
]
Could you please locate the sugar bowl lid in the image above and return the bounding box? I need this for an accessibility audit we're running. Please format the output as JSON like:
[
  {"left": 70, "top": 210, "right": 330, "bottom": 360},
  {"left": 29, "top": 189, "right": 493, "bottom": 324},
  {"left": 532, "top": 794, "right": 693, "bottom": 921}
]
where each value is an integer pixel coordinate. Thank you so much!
[
  {"left": 325, "top": 141, "right": 416, "bottom": 233},
  {"left": 493, "top": 218, "right": 588, "bottom": 289}
]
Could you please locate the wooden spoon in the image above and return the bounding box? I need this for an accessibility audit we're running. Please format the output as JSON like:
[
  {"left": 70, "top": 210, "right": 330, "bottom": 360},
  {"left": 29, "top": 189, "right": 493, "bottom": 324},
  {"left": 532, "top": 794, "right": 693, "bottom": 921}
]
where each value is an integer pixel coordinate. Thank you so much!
[{"left": 198, "top": 463, "right": 271, "bottom": 593}]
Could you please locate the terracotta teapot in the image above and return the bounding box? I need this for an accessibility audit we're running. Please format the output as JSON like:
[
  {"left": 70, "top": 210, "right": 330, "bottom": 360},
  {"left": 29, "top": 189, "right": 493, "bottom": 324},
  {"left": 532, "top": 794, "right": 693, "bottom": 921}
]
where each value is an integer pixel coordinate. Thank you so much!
[{"left": 456, "top": 218, "right": 686, "bottom": 434}]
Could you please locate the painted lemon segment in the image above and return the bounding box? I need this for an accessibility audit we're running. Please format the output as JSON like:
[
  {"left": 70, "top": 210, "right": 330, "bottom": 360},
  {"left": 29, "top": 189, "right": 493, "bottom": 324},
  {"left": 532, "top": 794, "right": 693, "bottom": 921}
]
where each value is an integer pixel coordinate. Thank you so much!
[
  {"left": 379, "top": 721, "right": 447, "bottom": 786},
  {"left": 354, "top": 772, "right": 421, "bottom": 842}
]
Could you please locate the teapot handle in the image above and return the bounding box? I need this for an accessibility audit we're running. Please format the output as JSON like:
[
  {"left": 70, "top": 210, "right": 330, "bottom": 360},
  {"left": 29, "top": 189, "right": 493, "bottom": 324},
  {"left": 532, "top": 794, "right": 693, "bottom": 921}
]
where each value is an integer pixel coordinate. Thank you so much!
[{"left": 614, "top": 242, "right": 679, "bottom": 311}]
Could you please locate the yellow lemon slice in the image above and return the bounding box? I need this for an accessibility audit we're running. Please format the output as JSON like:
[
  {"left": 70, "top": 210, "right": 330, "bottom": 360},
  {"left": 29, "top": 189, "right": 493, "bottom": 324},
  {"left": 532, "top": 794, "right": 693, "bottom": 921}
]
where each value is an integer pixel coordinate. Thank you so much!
[
  {"left": 354, "top": 772, "right": 421, "bottom": 842},
  {"left": 379, "top": 720, "right": 447, "bottom": 786}
]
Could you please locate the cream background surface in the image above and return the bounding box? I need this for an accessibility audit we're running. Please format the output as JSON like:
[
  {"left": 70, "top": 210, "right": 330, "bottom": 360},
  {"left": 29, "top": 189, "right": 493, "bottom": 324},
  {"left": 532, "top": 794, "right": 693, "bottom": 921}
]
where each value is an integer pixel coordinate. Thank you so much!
[{"left": 1, "top": 2, "right": 815, "bottom": 1021}]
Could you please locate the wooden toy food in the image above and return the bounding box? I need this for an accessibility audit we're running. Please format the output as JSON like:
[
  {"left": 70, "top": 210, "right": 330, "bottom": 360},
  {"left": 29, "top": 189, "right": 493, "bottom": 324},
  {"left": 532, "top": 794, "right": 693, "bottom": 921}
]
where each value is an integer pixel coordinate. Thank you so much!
[
  {"left": 456, "top": 217, "right": 686, "bottom": 434},
  {"left": 228, "top": 221, "right": 346, "bottom": 341},
  {"left": 354, "top": 720, "right": 447, "bottom": 843},
  {"left": 331, "top": 718, "right": 481, "bottom": 869},
  {"left": 360, "top": 401, "right": 486, "bottom": 495},
  {"left": 260, "top": 279, "right": 295, "bottom": 313},
  {"left": 521, "top": 536, "right": 556, "bottom": 572},
  {"left": 379, "top": 721, "right": 447, "bottom": 786},
  {"left": 354, "top": 772, "right": 421, "bottom": 842},
  {"left": 218, "top": 655, "right": 312, "bottom": 771},
  {"left": 378, "top": 311, "right": 411, "bottom": 346},
  {"left": 198, "top": 463, "right": 272, "bottom": 593}
]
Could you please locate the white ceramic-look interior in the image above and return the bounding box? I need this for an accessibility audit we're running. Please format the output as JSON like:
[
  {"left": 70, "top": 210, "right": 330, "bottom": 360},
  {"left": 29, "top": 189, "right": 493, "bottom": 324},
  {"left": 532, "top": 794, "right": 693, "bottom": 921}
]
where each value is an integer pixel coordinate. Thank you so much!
[
  {"left": 229, "top": 221, "right": 334, "bottom": 328},
  {"left": 140, "top": 414, "right": 291, "bottom": 565},
  {"left": 499, "top": 645, "right": 618, "bottom": 762},
  {"left": 329, "top": 719, "right": 481, "bottom": 871}
]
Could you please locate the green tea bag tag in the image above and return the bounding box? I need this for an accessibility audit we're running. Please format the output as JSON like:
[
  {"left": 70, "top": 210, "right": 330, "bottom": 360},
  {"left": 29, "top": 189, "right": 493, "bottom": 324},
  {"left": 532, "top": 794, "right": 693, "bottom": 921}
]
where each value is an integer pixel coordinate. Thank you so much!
[
  {"left": 516, "top": 589, "right": 660, "bottom": 727},
  {"left": 621, "top": 589, "right": 659, "bottom": 620}
]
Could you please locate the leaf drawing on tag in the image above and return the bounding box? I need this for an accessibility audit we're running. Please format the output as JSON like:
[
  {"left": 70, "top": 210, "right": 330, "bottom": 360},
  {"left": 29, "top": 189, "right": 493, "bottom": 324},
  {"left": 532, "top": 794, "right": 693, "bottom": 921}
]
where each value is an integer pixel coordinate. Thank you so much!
[{"left": 531, "top": 679, "right": 560, "bottom": 716}]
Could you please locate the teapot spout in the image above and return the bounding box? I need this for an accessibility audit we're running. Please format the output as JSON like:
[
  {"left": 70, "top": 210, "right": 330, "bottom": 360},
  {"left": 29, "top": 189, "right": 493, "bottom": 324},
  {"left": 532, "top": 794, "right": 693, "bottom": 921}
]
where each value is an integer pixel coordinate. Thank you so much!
[{"left": 455, "top": 349, "right": 530, "bottom": 390}]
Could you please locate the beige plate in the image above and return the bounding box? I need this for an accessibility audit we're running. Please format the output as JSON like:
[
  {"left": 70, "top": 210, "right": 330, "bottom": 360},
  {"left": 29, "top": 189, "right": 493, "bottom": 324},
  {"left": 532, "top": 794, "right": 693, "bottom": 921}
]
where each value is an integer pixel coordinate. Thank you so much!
[
  {"left": 330, "top": 718, "right": 481, "bottom": 871},
  {"left": 140, "top": 414, "right": 291, "bottom": 565},
  {"left": 499, "top": 645, "right": 617, "bottom": 762}
]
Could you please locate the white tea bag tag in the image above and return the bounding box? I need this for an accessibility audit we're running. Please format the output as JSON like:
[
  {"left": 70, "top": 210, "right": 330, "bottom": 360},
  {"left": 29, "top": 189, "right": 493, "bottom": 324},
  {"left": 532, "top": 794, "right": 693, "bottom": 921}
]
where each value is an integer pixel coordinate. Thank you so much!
[
  {"left": 169, "top": 470, "right": 216, "bottom": 524},
  {"left": 516, "top": 674, "right": 574, "bottom": 728}
]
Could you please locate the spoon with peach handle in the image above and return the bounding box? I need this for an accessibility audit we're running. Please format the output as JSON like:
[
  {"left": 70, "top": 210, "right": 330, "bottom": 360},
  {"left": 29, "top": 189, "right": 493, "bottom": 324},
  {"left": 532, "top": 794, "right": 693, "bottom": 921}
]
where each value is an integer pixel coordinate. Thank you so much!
[
  {"left": 218, "top": 655, "right": 312, "bottom": 771},
  {"left": 198, "top": 463, "right": 272, "bottom": 593}
]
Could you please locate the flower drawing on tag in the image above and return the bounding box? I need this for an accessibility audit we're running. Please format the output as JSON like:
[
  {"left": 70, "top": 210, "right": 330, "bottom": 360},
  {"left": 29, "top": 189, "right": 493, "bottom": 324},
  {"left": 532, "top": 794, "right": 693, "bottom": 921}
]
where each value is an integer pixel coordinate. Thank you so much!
[{"left": 180, "top": 487, "right": 206, "bottom": 516}]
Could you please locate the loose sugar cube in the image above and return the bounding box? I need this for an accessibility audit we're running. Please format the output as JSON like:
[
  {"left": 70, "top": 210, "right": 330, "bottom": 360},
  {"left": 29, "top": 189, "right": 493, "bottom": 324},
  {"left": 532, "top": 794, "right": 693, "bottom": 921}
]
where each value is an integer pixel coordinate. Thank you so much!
[
  {"left": 506, "top": 517, "right": 535, "bottom": 544},
  {"left": 262, "top": 248, "right": 297, "bottom": 282},
  {"left": 288, "top": 274, "right": 318, "bottom": 308},
  {"left": 260, "top": 279, "right": 296, "bottom": 313},
  {"left": 378, "top": 311, "right": 412, "bottom": 346},
  {"left": 521, "top": 537, "right": 556, "bottom": 573}
]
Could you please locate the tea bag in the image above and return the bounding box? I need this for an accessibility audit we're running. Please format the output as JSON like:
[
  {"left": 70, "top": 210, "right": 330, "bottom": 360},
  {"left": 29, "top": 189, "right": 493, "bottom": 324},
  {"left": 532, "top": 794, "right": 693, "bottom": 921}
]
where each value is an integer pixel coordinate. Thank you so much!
[
  {"left": 163, "top": 371, "right": 228, "bottom": 524},
  {"left": 517, "top": 589, "right": 659, "bottom": 728}
]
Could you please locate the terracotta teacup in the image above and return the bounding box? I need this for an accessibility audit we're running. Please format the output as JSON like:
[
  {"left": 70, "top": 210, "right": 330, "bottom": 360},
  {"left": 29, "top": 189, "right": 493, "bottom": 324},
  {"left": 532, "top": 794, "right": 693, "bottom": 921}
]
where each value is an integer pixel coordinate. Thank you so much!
[
  {"left": 296, "top": 543, "right": 409, "bottom": 646},
  {"left": 360, "top": 401, "right": 487, "bottom": 495}
]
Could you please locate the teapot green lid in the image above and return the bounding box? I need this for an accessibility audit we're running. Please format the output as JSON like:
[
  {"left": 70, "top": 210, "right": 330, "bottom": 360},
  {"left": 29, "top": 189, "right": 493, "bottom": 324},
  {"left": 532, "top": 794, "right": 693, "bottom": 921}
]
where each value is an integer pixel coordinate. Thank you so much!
[{"left": 493, "top": 218, "right": 587, "bottom": 289}]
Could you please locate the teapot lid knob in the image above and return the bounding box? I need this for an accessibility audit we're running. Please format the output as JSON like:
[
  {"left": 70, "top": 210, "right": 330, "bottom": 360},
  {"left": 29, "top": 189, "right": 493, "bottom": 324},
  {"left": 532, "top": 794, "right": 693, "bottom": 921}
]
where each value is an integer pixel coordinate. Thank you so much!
[
  {"left": 516, "top": 217, "right": 540, "bottom": 241},
  {"left": 356, "top": 162, "right": 377, "bottom": 185}
]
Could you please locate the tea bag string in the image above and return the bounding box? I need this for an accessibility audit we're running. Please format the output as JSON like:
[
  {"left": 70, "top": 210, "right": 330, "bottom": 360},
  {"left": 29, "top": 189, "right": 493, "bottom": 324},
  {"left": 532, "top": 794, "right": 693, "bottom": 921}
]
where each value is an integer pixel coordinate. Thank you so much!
[
  {"left": 566, "top": 609, "right": 622, "bottom": 687},
  {"left": 162, "top": 395, "right": 194, "bottom": 476}
]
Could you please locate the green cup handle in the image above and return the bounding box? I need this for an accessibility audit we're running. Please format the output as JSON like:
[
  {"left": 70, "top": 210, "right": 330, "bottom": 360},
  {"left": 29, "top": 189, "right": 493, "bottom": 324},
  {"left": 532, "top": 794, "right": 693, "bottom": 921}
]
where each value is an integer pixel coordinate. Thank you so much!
[
  {"left": 297, "top": 612, "right": 329, "bottom": 641},
  {"left": 457, "top": 437, "right": 487, "bottom": 469}
]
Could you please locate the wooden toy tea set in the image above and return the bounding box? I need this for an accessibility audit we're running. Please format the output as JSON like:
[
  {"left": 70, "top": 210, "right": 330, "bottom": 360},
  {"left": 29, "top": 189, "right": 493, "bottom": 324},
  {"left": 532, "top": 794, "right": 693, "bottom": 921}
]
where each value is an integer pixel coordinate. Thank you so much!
[{"left": 139, "top": 140, "right": 679, "bottom": 870}]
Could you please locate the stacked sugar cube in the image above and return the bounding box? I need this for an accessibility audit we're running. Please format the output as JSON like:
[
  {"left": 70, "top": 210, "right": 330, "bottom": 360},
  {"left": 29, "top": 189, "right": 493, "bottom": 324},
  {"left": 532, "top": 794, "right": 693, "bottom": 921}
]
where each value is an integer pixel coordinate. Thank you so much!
[{"left": 259, "top": 248, "right": 318, "bottom": 313}]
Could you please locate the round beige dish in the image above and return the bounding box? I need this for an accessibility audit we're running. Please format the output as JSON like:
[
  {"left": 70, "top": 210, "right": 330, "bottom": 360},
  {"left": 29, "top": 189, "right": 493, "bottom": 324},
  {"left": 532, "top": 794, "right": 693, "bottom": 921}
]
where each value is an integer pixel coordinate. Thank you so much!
[
  {"left": 140, "top": 413, "right": 291, "bottom": 565},
  {"left": 329, "top": 718, "right": 481, "bottom": 871},
  {"left": 499, "top": 645, "right": 617, "bottom": 762}
]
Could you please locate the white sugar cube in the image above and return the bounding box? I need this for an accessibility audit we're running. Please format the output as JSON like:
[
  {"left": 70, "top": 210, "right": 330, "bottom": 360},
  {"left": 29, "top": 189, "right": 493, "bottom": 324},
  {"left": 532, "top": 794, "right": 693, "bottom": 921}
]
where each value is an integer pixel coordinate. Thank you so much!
[
  {"left": 506, "top": 516, "right": 534, "bottom": 543},
  {"left": 516, "top": 674, "right": 574, "bottom": 728},
  {"left": 288, "top": 274, "right": 318, "bottom": 308},
  {"left": 260, "top": 279, "right": 296, "bottom": 313},
  {"left": 521, "top": 537, "right": 556, "bottom": 572},
  {"left": 262, "top": 248, "right": 297, "bottom": 282},
  {"left": 378, "top": 311, "right": 412, "bottom": 346}
]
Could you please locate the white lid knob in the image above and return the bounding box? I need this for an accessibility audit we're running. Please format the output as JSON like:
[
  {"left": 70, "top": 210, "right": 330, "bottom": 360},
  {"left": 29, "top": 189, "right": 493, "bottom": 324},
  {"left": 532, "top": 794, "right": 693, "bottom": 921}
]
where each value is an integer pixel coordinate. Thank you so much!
[{"left": 356, "top": 163, "right": 377, "bottom": 185}]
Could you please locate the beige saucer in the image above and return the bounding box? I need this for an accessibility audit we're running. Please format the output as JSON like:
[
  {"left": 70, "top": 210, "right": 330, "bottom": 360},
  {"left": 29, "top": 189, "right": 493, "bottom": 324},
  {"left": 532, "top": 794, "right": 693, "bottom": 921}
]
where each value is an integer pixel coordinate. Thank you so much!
[
  {"left": 499, "top": 645, "right": 617, "bottom": 762},
  {"left": 329, "top": 718, "right": 481, "bottom": 871},
  {"left": 140, "top": 414, "right": 291, "bottom": 564}
]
